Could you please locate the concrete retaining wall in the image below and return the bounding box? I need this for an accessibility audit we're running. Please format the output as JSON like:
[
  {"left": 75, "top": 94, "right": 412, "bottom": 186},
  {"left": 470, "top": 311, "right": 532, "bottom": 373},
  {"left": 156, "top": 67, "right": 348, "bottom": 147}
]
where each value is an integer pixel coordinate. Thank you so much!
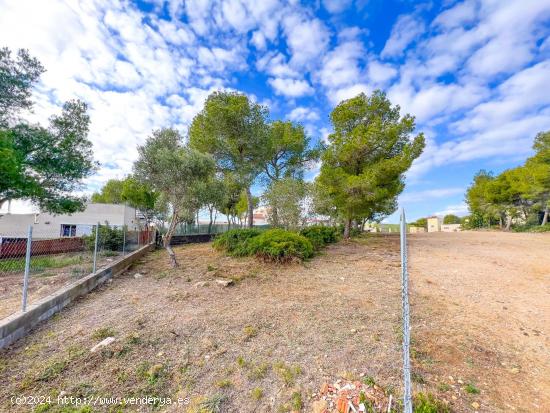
[{"left": 0, "top": 243, "right": 155, "bottom": 349}]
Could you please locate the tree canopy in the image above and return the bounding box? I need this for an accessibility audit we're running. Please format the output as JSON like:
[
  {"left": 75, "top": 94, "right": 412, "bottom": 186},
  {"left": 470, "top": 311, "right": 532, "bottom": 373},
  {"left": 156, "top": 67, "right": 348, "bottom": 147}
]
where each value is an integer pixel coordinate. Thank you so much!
[
  {"left": 188, "top": 91, "right": 269, "bottom": 228},
  {"left": 315, "top": 91, "right": 425, "bottom": 238},
  {"left": 443, "top": 214, "right": 461, "bottom": 224},
  {"left": 0, "top": 47, "right": 45, "bottom": 127},
  {"left": 0, "top": 47, "right": 96, "bottom": 213},
  {"left": 465, "top": 132, "right": 550, "bottom": 230},
  {"left": 134, "top": 128, "right": 215, "bottom": 266}
]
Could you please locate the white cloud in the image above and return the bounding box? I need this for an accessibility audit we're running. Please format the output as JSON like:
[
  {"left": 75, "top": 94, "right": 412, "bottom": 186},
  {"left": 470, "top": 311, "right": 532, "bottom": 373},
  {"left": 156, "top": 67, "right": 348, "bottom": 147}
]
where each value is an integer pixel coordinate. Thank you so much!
[
  {"left": 433, "top": 203, "right": 469, "bottom": 217},
  {"left": 400, "top": 188, "right": 465, "bottom": 203},
  {"left": 282, "top": 13, "right": 331, "bottom": 68},
  {"left": 256, "top": 52, "right": 299, "bottom": 78},
  {"left": 330, "top": 83, "right": 371, "bottom": 105},
  {"left": 319, "top": 127, "right": 331, "bottom": 144},
  {"left": 322, "top": 0, "right": 352, "bottom": 14},
  {"left": 367, "top": 60, "right": 397, "bottom": 84},
  {"left": 381, "top": 14, "right": 425, "bottom": 58},
  {"left": 268, "top": 77, "right": 314, "bottom": 97},
  {"left": 288, "top": 107, "right": 320, "bottom": 122},
  {"left": 318, "top": 40, "right": 365, "bottom": 89},
  {"left": 432, "top": 0, "right": 477, "bottom": 29}
]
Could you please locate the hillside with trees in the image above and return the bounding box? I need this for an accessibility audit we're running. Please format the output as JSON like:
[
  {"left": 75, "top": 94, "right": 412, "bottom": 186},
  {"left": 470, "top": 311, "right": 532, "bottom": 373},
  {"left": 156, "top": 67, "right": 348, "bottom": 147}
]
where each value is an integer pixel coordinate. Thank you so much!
[{"left": 464, "top": 131, "right": 550, "bottom": 231}]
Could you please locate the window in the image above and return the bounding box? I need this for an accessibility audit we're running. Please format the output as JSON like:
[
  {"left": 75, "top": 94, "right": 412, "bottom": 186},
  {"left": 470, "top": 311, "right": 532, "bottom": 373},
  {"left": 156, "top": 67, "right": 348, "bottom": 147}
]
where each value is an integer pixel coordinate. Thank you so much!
[{"left": 61, "top": 224, "right": 77, "bottom": 237}]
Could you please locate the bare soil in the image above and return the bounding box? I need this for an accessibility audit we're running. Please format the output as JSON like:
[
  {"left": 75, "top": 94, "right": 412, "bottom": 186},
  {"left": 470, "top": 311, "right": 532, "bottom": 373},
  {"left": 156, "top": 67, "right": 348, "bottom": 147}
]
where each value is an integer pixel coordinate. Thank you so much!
[
  {"left": 408, "top": 231, "right": 550, "bottom": 412},
  {"left": 0, "top": 232, "right": 547, "bottom": 413},
  {"left": 0, "top": 252, "right": 123, "bottom": 319},
  {"left": 0, "top": 236, "right": 404, "bottom": 413}
]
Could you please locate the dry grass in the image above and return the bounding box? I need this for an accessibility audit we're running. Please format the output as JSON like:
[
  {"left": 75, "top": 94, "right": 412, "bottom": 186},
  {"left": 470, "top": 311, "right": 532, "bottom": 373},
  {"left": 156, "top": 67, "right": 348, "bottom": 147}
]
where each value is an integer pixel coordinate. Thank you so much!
[
  {"left": 0, "top": 251, "right": 124, "bottom": 319},
  {"left": 0, "top": 235, "right": 403, "bottom": 412},
  {"left": 3, "top": 231, "right": 545, "bottom": 412}
]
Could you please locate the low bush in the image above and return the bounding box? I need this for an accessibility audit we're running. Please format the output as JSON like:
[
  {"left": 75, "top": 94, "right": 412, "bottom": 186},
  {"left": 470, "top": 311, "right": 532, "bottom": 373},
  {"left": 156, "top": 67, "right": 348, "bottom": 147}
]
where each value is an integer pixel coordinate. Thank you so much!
[
  {"left": 83, "top": 223, "right": 124, "bottom": 251},
  {"left": 413, "top": 392, "right": 450, "bottom": 413},
  {"left": 300, "top": 225, "right": 339, "bottom": 249},
  {"left": 512, "top": 224, "right": 550, "bottom": 233},
  {"left": 245, "top": 229, "right": 313, "bottom": 262},
  {"left": 212, "top": 228, "right": 262, "bottom": 256}
]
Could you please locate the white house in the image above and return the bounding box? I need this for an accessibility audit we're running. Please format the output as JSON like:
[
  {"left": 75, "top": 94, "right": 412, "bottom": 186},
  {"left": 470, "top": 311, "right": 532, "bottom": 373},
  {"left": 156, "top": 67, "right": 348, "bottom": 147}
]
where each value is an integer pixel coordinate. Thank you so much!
[{"left": 0, "top": 203, "right": 143, "bottom": 239}]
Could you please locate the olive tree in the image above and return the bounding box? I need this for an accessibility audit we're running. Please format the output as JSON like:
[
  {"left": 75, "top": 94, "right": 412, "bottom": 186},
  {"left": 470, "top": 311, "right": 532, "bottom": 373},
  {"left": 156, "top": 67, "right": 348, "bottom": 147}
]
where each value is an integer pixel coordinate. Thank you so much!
[{"left": 134, "top": 128, "right": 215, "bottom": 267}]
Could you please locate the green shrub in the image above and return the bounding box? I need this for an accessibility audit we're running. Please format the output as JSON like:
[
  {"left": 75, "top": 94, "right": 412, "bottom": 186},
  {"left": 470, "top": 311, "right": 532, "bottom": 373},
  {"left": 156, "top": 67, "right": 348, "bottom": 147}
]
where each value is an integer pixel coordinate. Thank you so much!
[
  {"left": 513, "top": 223, "right": 550, "bottom": 233},
  {"left": 413, "top": 393, "right": 450, "bottom": 413},
  {"left": 300, "top": 225, "right": 339, "bottom": 249},
  {"left": 245, "top": 229, "right": 313, "bottom": 262},
  {"left": 212, "top": 228, "right": 262, "bottom": 256},
  {"left": 83, "top": 223, "right": 124, "bottom": 251}
]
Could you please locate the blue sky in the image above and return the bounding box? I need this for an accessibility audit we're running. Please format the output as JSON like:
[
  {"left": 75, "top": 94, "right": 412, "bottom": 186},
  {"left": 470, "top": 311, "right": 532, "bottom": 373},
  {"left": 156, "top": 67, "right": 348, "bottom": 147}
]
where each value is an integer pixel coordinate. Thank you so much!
[{"left": 1, "top": 0, "right": 549, "bottom": 222}]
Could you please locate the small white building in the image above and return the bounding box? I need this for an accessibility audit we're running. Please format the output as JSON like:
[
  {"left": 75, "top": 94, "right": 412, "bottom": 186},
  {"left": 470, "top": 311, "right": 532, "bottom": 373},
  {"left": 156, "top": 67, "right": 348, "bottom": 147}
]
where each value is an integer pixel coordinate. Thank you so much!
[
  {"left": 0, "top": 203, "right": 143, "bottom": 239},
  {"left": 441, "top": 224, "right": 462, "bottom": 232}
]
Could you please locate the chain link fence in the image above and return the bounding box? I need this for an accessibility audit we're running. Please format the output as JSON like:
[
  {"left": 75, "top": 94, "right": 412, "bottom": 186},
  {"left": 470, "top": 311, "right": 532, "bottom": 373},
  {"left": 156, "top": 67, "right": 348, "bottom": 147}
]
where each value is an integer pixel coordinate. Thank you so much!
[
  {"left": 400, "top": 209, "right": 413, "bottom": 413},
  {"left": 0, "top": 223, "right": 154, "bottom": 319}
]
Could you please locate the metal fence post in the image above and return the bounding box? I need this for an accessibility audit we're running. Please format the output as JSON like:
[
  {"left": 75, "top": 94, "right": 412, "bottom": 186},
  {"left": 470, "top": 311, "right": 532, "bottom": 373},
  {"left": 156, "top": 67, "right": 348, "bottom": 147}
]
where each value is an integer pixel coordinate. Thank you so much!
[
  {"left": 122, "top": 225, "right": 126, "bottom": 256},
  {"left": 93, "top": 222, "right": 99, "bottom": 273},
  {"left": 21, "top": 225, "right": 33, "bottom": 312},
  {"left": 400, "top": 209, "right": 413, "bottom": 413}
]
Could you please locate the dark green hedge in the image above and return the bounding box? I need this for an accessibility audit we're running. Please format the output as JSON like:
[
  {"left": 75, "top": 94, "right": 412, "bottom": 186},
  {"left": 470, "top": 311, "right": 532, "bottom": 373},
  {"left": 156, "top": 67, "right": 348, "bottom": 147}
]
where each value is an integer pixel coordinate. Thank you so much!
[{"left": 300, "top": 225, "right": 339, "bottom": 249}]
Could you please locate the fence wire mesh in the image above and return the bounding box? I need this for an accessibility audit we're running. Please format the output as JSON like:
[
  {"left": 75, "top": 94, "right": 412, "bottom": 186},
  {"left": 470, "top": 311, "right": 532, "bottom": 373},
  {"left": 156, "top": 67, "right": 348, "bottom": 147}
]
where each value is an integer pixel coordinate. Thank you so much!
[
  {"left": 400, "top": 209, "right": 413, "bottom": 413},
  {"left": 0, "top": 222, "right": 154, "bottom": 319}
]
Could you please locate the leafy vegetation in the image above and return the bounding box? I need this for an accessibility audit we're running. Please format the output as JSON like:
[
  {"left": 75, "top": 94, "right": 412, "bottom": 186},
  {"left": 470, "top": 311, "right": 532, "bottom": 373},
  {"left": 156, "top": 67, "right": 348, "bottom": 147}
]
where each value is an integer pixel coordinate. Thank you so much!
[
  {"left": 314, "top": 91, "right": 425, "bottom": 239},
  {"left": 0, "top": 47, "right": 96, "bottom": 213},
  {"left": 465, "top": 131, "right": 550, "bottom": 230},
  {"left": 300, "top": 225, "right": 339, "bottom": 249},
  {"left": 134, "top": 128, "right": 215, "bottom": 267},
  {"left": 212, "top": 228, "right": 263, "bottom": 256},
  {"left": 413, "top": 392, "right": 450, "bottom": 413},
  {"left": 245, "top": 229, "right": 314, "bottom": 262},
  {"left": 83, "top": 223, "right": 124, "bottom": 251}
]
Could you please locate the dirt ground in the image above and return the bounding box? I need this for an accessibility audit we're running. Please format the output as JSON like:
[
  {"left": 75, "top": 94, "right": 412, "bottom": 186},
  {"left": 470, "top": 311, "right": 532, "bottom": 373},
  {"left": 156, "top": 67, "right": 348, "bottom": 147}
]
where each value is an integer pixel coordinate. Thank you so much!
[
  {"left": 0, "top": 252, "right": 124, "bottom": 319},
  {"left": 0, "top": 236, "right": 404, "bottom": 413},
  {"left": 408, "top": 231, "right": 550, "bottom": 412},
  {"left": 0, "top": 232, "right": 548, "bottom": 412}
]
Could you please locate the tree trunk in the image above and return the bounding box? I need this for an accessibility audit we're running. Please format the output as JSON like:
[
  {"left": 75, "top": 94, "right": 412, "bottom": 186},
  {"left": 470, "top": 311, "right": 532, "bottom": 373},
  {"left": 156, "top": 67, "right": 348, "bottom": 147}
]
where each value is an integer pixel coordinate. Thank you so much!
[
  {"left": 163, "top": 211, "right": 179, "bottom": 268},
  {"left": 498, "top": 215, "right": 503, "bottom": 230},
  {"left": 343, "top": 218, "right": 352, "bottom": 239},
  {"left": 505, "top": 215, "right": 512, "bottom": 231},
  {"left": 208, "top": 207, "right": 213, "bottom": 234},
  {"left": 246, "top": 186, "right": 254, "bottom": 228},
  {"left": 271, "top": 206, "right": 279, "bottom": 227},
  {"left": 542, "top": 206, "right": 549, "bottom": 226}
]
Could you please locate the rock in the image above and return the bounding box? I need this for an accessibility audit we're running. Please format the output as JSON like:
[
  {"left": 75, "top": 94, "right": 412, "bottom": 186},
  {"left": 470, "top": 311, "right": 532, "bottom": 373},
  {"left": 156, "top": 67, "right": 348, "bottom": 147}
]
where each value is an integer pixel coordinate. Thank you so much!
[
  {"left": 194, "top": 281, "right": 209, "bottom": 288},
  {"left": 320, "top": 382, "right": 329, "bottom": 394},
  {"left": 134, "top": 273, "right": 143, "bottom": 279},
  {"left": 215, "top": 279, "right": 234, "bottom": 287},
  {"left": 471, "top": 401, "right": 480, "bottom": 409},
  {"left": 90, "top": 337, "right": 115, "bottom": 352},
  {"left": 312, "top": 400, "right": 327, "bottom": 413}
]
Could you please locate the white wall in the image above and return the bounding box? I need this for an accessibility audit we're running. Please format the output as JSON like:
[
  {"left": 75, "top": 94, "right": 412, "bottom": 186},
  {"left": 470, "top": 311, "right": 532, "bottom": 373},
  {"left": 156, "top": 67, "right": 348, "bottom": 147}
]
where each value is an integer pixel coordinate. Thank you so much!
[{"left": 0, "top": 204, "right": 141, "bottom": 239}]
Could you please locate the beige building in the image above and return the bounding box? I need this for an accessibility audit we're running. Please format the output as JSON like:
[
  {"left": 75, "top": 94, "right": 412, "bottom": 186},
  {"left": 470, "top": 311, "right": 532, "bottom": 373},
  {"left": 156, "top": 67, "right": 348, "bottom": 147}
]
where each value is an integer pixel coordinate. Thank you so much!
[
  {"left": 0, "top": 203, "right": 142, "bottom": 239},
  {"left": 409, "top": 226, "right": 427, "bottom": 233},
  {"left": 441, "top": 224, "right": 461, "bottom": 232},
  {"left": 427, "top": 216, "right": 442, "bottom": 232}
]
